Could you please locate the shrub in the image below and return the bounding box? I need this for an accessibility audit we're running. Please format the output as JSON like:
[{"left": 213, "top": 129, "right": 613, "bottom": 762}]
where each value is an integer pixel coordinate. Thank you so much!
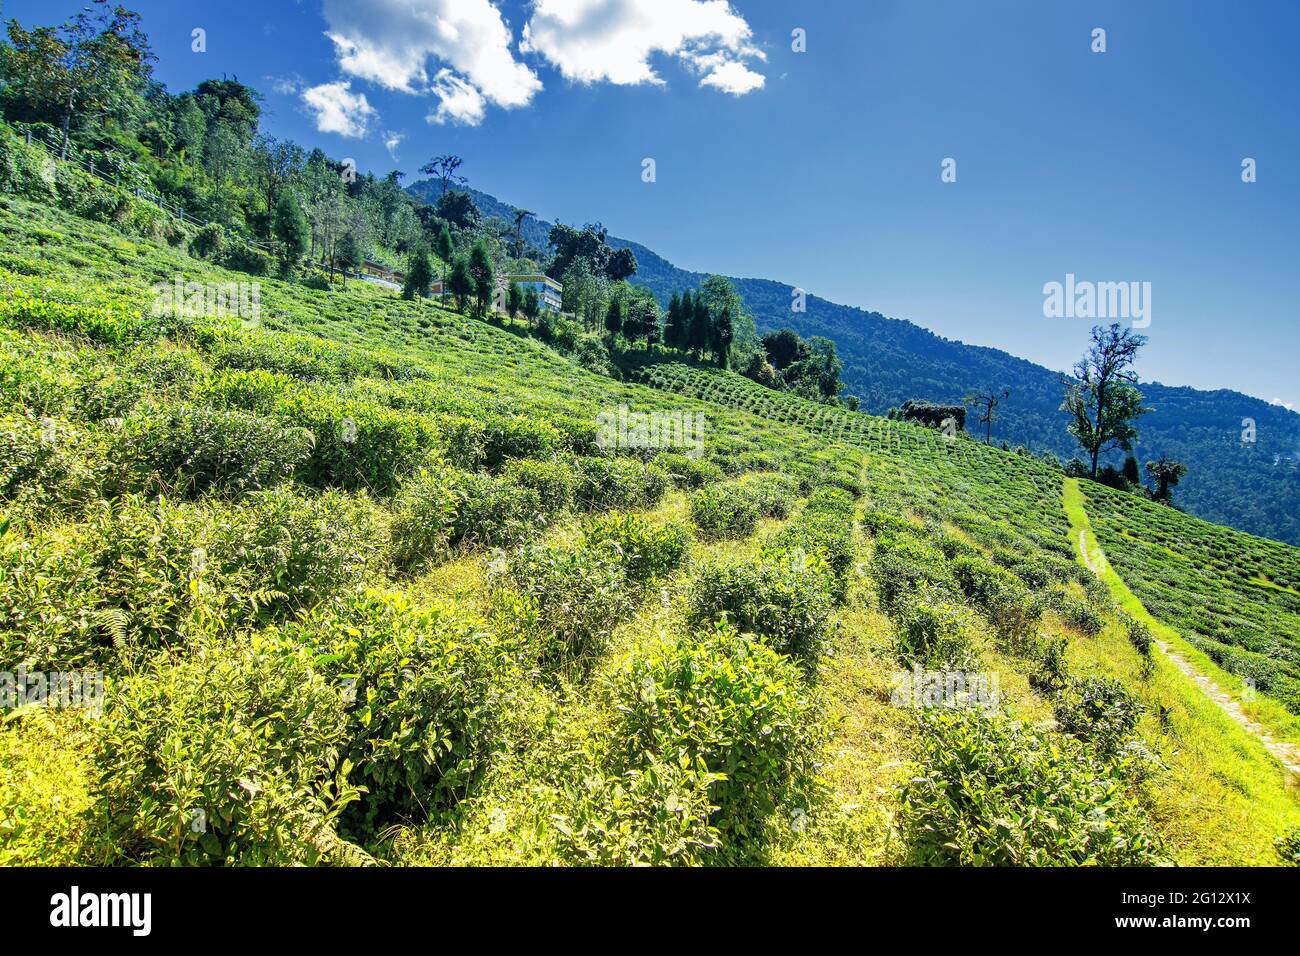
[
  {"left": 735, "top": 473, "right": 798, "bottom": 519},
  {"left": 605, "top": 622, "right": 824, "bottom": 853},
  {"left": 115, "top": 404, "right": 313, "bottom": 497},
  {"left": 1276, "top": 826, "right": 1300, "bottom": 866},
  {"left": 0, "top": 709, "right": 107, "bottom": 865},
  {"left": 688, "top": 552, "right": 834, "bottom": 670},
  {"left": 480, "top": 414, "right": 561, "bottom": 470},
  {"left": 899, "top": 708, "right": 1164, "bottom": 866},
  {"left": 767, "top": 508, "right": 856, "bottom": 602},
  {"left": 99, "top": 633, "right": 353, "bottom": 865},
  {"left": 282, "top": 591, "right": 516, "bottom": 838},
  {"left": 951, "top": 555, "right": 1042, "bottom": 648},
  {"left": 552, "top": 757, "right": 722, "bottom": 866},
  {"left": 494, "top": 541, "right": 627, "bottom": 675},
  {"left": 895, "top": 596, "right": 977, "bottom": 669},
  {"left": 1053, "top": 676, "right": 1146, "bottom": 758},
  {"left": 1031, "top": 635, "right": 1071, "bottom": 694},
  {"left": 873, "top": 535, "right": 954, "bottom": 617},
  {"left": 654, "top": 452, "right": 723, "bottom": 490},
  {"left": 1052, "top": 594, "right": 1105, "bottom": 637},
  {"left": 0, "top": 411, "right": 107, "bottom": 514},
  {"left": 688, "top": 484, "right": 760, "bottom": 540},
  {"left": 574, "top": 456, "right": 669, "bottom": 512},
  {"left": 1122, "top": 614, "right": 1155, "bottom": 658},
  {"left": 390, "top": 465, "right": 543, "bottom": 569},
  {"left": 579, "top": 512, "right": 691, "bottom": 584},
  {"left": 502, "top": 457, "right": 576, "bottom": 515}
]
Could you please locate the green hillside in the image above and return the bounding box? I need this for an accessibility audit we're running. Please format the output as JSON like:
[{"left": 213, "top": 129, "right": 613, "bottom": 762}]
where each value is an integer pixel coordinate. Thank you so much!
[
  {"left": 408, "top": 177, "right": 1300, "bottom": 548},
  {"left": 3, "top": 150, "right": 1300, "bottom": 867}
]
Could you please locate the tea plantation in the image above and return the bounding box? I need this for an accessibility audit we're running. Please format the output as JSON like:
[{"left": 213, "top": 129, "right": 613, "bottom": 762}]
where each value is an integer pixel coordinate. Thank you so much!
[{"left": 2, "top": 172, "right": 1299, "bottom": 866}]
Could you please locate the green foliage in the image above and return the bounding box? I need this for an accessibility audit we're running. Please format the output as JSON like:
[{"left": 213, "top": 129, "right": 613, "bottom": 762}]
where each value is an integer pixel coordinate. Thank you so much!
[
  {"left": 573, "top": 456, "right": 669, "bottom": 512},
  {"left": 653, "top": 451, "right": 723, "bottom": 490},
  {"left": 899, "top": 708, "right": 1165, "bottom": 866},
  {"left": 1053, "top": 676, "right": 1146, "bottom": 759},
  {"left": 605, "top": 622, "right": 824, "bottom": 854},
  {"left": 494, "top": 540, "right": 627, "bottom": 676},
  {"left": 501, "top": 457, "right": 575, "bottom": 515},
  {"left": 579, "top": 512, "right": 691, "bottom": 584},
  {"left": 894, "top": 597, "right": 977, "bottom": 669},
  {"left": 688, "top": 552, "right": 834, "bottom": 670},
  {"left": 688, "top": 483, "right": 760, "bottom": 540},
  {"left": 282, "top": 591, "right": 516, "bottom": 837},
  {"left": 100, "top": 633, "right": 354, "bottom": 865},
  {"left": 951, "top": 555, "right": 1043, "bottom": 649}
]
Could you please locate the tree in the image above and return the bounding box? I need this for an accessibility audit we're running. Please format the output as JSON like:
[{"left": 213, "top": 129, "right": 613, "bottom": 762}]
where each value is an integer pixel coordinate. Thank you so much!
[
  {"left": 604, "top": 297, "right": 623, "bottom": 338},
  {"left": 1122, "top": 454, "right": 1141, "bottom": 487},
  {"left": 523, "top": 287, "right": 541, "bottom": 330},
  {"left": 510, "top": 207, "right": 533, "bottom": 258},
  {"left": 336, "top": 230, "right": 363, "bottom": 281},
  {"left": 1061, "top": 324, "right": 1150, "bottom": 479},
  {"left": 964, "top": 389, "right": 1010, "bottom": 445},
  {"left": 688, "top": 292, "right": 711, "bottom": 359},
  {"left": 401, "top": 246, "right": 434, "bottom": 300},
  {"left": 468, "top": 240, "right": 495, "bottom": 318},
  {"left": 785, "top": 337, "right": 844, "bottom": 401},
  {"left": 664, "top": 292, "right": 686, "bottom": 351},
  {"left": 1146, "top": 456, "right": 1187, "bottom": 503},
  {"left": 762, "top": 329, "right": 810, "bottom": 371},
  {"left": 447, "top": 256, "right": 473, "bottom": 313},
  {"left": 607, "top": 246, "right": 637, "bottom": 281},
  {"left": 272, "top": 191, "right": 309, "bottom": 272},
  {"left": 506, "top": 281, "right": 523, "bottom": 322},
  {"left": 420, "top": 154, "right": 466, "bottom": 197},
  {"left": 435, "top": 190, "right": 480, "bottom": 230},
  {"left": 433, "top": 222, "right": 454, "bottom": 281},
  {"left": 3, "top": 2, "right": 156, "bottom": 158}
]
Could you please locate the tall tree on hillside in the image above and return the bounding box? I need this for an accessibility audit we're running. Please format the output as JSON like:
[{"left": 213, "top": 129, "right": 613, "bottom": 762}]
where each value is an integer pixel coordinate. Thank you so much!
[
  {"left": 664, "top": 292, "right": 686, "bottom": 351},
  {"left": 272, "top": 191, "right": 309, "bottom": 272},
  {"left": 762, "top": 329, "right": 811, "bottom": 371},
  {"left": 336, "top": 229, "right": 363, "bottom": 282},
  {"left": 433, "top": 222, "right": 454, "bottom": 281},
  {"left": 506, "top": 281, "right": 523, "bottom": 322},
  {"left": 604, "top": 297, "right": 623, "bottom": 339},
  {"left": 401, "top": 246, "right": 434, "bottom": 300},
  {"left": 964, "top": 388, "right": 1010, "bottom": 445},
  {"left": 510, "top": 207, "right": 533, "bottom": 258},
  {"left": 468, "top": 240, "right": 495, "bottom": 318},
  {"left": 447, "top": 256, "right": 473, "bottom": 313},
  {"left": 420, "top": 154, "right": 466, "bottom": 197},
  {"left": 1061, "top": 323, "right": 1150, "bottom": 479},
  {"left": 2, "top": 2, "right": 155, "bottom": 158},
  {"left": 689, "top": 293, "right": 712, "bottom": 360},
  {"left": 522, "top": 287, "right": 541, "bottom": 330},
  {"left": 1146, "top": 456, "right": 1188, "bottom": 503}
]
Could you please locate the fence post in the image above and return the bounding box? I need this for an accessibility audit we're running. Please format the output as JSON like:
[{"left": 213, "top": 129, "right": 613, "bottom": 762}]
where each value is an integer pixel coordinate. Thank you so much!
[{"left": 25, "top": 129, "right": 31, "bottom": 145}]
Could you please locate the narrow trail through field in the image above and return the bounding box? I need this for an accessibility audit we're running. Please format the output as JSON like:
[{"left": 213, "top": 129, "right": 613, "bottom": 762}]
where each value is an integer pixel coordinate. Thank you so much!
[{"left": 1062, "top": 478, "right": 1300, "bottom": 776}]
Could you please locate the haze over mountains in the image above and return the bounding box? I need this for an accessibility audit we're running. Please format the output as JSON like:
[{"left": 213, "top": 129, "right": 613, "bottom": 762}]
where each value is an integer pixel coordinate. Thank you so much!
[{"left": 408, "top": 179, "right": 1300, "bottom": 547}]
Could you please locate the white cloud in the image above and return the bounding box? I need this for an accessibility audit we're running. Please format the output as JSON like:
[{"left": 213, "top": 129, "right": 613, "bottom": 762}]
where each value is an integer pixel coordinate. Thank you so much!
[
  {"left": 382, "top": 130, "right": 405, "bottom": 160},
  {"left": 1270, "top": 397, "right": 1296, "bottom": 411},
  {"left": 520, "top": 0, "right": 766, "bottom": 95},
  {"left": 320, "top": 0, "right": 540, "bottom": 126},
  {"left": 300, "top": 81, "right": 378, "bottom": 138}
]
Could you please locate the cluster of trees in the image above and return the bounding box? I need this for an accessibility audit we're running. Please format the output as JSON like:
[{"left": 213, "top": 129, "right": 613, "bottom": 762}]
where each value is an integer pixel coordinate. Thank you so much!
[{"left": 744, "top": 328, "right": 851, "bottom": 406}]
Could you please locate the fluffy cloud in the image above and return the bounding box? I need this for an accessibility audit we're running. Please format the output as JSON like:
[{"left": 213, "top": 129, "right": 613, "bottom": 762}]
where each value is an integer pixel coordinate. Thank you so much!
[
  {"left": 382, "top": 130, "right": 405, "bottom": 159},
  {"left": 520, "top": 0, "right": 766, "bottom": 95},
  {"left": 300, "top": 81, "right": 378, "bottom": 137},
  {"left": 321, "top": 0, "right": 541, "bottom": 125}
]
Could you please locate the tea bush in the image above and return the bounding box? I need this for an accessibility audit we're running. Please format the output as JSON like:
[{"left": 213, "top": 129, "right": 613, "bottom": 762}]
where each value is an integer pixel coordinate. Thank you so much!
[
  {"left": 115, "top": 404, "right": 314, "bottom": 496},
  {"left": 495, "top": 540, "right": 627, "bottom": 675},
  {"left": 605, "top": 622, "right": 824, "bottom": 853},
  {"left": 687, "top": 484, "right": 760, "bottom": 540},
  {"left": 502, "top": 457, "right": 576, "bottom": 515},
  {"left": 573, "top": 456, "right": 669, "bottom": 512},
  {"left": 894, "top": 595, "right": 977, "bottom": 669},
  {"left": 951, "top": 555, "right": 1043, "bottom": 648},
  {"left": 653, "top": 451, "right": 723, "bottom": 490},
  {"left": 688, "top": 552, "right": 834, "bottom": 670},
  {"left": 282, "top": 590, "right": 516, "bottom": 837},
  {"left": 578, "top": 512, "right": 691, "bottom": 584},
  {"left": 899, "top": 708, "right": 1164, "bottom": 866},
  {"left": 100, "top": 633, "right": 352, "bottom": 865},
  {"left": 1053, "top": 676, "right": 1146, "bottom": 759}
]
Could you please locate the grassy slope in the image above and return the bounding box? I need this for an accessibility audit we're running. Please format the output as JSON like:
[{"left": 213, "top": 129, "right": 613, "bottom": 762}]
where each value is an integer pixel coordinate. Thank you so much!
[{"left": 2, "top": 188, "right": 1299, "bottom": 864}]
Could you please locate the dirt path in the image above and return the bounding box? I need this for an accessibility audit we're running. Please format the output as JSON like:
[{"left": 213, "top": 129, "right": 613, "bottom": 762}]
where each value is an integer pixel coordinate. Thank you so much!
[{"left": 1068, "top": 491, "right": 1300, "bottom": 776}]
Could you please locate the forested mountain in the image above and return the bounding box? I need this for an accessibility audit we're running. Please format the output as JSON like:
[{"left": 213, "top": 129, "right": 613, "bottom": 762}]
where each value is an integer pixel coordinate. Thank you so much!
[{"left": 408, "top": 178, "right": 1300, "bottom": 546}]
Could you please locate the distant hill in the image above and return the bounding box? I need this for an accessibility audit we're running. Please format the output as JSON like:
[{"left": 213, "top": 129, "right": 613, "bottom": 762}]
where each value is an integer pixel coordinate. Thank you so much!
[{"left": 407, "top": 179, "right": 1300, "bottom": 546}]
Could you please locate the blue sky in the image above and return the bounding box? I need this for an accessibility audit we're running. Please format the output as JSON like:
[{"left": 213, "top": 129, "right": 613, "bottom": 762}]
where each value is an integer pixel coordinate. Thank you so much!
[{"left": 8, "top": 0, "right": 1298, "bottom": 406}]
